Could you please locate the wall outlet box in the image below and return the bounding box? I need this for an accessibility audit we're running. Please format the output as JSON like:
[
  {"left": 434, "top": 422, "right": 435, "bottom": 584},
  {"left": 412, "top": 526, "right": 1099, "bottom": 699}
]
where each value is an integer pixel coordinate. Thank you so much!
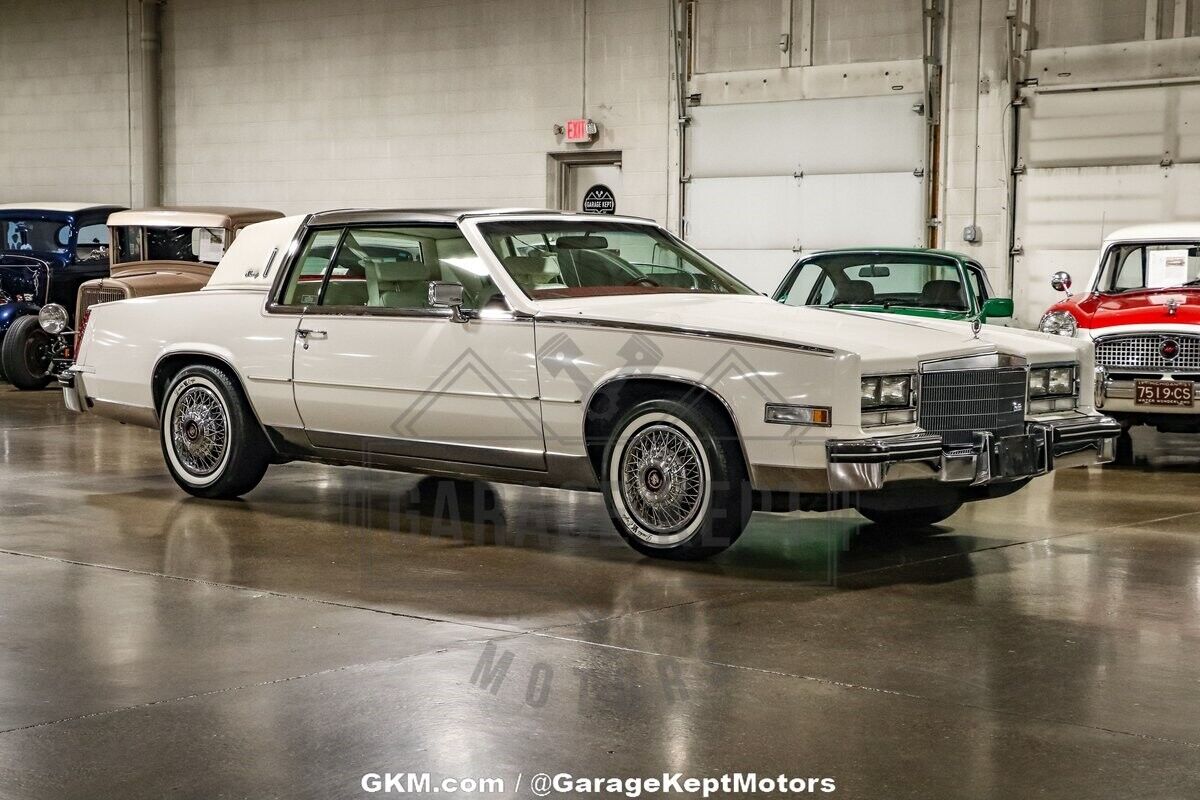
[{"left": 962, "top": 224, "right": 980, "bottom": 243}]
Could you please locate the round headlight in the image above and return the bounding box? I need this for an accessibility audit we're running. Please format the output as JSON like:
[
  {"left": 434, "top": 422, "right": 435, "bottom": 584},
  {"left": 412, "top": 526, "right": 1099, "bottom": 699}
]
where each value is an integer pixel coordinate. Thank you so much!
[
  {"left": 38, "top": 303, "right": 69, "bottom": 335},
  {"left": 1039, "top": 310, "right": 1077, "bottom": 337}
]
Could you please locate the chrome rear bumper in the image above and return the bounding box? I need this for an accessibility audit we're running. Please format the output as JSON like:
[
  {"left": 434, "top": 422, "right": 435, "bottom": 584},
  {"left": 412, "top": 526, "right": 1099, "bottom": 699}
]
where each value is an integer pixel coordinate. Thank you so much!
[
  {"left": 826, "top": 414, "right": 1122, "bottom": 493},
  {"left": 59, "top": 368, "right": 88, "bottom": 414}
]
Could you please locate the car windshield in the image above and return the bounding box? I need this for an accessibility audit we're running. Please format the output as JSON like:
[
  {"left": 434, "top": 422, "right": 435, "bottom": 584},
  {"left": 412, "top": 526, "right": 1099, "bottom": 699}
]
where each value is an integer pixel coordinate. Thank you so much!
[
  {"left": 1099, "top": 242, "right": 1200, "bottom": 292},
  {"left": 0, "top": 217, "right": 71, "bottom": 255},
  {"left": 777, "top": 253, "right": 970, "bottom": 311},
  {"left": 477, "top": 221, "right": 753, "bottom": 299},
  {"left": 114, "top": 225, "right": 227, "bottom": 265}
]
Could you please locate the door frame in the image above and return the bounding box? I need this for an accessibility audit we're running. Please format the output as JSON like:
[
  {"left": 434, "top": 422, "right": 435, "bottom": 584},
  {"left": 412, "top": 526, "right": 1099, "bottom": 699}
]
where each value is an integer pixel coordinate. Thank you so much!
[{"left": 547, "top": 150, "right": 623, "bottom": 211}]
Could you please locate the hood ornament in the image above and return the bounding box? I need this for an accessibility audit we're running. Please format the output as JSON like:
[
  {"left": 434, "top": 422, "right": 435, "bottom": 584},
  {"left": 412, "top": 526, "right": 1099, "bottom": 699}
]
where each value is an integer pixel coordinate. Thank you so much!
[
  {"left": 967, "top": 308, "right": 984, "bottom": 339},
  {"left": 1167, "top": 297, "right": 1180, "bottom": 316}
]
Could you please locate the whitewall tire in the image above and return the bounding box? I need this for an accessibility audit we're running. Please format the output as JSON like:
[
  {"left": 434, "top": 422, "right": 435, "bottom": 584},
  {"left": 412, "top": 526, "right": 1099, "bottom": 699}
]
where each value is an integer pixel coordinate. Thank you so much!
[
  {"left": 601, "top": 398, "right": 751, "bottom": 559},
  {"left": 160, "top": 364, "right": 271, "bottom": 498}
]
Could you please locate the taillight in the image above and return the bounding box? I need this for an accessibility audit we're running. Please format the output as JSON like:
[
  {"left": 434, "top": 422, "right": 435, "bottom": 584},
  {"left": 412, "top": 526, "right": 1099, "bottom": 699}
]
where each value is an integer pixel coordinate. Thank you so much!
[{"left": 75, "top": 308, "right": 92, "bottom": 358}]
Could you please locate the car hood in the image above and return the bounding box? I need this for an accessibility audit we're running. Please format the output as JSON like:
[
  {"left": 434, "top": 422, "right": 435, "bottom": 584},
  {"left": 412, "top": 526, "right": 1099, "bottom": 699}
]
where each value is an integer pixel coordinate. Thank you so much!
[
  {"left": 1057, "top": 289, "right": 1200, "bottom": 328},
  {"left": 535, "top": 294, "right": 1085, "bottom": 369},
  {"left": 0, "top": 256, "right": 51, "bottom": 304}
]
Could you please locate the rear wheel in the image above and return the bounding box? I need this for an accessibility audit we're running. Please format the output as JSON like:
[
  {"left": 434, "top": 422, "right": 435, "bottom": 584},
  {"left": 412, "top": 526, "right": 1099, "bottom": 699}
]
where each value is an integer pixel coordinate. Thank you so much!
[
  {"left": 855, "top": 501, "right": 962, "bottom": 529},
  {"left": 160, "top": 364, "right": 271, "bottom": 498},
  {"left": 601, "top": 398, "right": 751, "bottom": 560},
  {"left": 0, "top": 314, "right": 54, "bottom": 390}
]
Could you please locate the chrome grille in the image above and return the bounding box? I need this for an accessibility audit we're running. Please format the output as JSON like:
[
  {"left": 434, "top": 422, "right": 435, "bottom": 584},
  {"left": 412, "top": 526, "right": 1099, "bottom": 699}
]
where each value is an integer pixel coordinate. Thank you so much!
[
  {"left": 1095, "top": 334, "right": 1200, "bottom": 371},
  {"left": 76, "top": 286, "right": 126, "bottom": 320},
  {"left": 919, "top": 367, "right": 1027, "bottom": 446}
]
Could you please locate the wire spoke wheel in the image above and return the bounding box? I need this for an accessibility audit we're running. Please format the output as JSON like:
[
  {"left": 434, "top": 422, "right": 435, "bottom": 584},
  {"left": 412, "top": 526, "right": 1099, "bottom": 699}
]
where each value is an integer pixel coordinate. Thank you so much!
[
  {"left": 618, "top": 423, "right": 705, "bottom": 537},
  {"left": 170, "top": 384, "right": 229, "bottom": 477}
]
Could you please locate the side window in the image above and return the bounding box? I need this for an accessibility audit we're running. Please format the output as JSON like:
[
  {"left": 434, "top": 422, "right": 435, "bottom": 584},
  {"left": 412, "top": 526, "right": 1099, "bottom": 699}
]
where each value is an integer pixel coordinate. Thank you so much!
[
  {"left": 780, "top": 262, "right": 825, "bottom": 306},
  {"left": 1113, "top": 247, "right": 1144, "bottom": 290},
  {"left": 114, "top": 227, "right": 142, "bottom": 264},
  {"left": 280, "top": 225, "right": 504, "bottom": 312},
  {"left": 965, "top": 264, "right": 990, "bottom": 300},
  {"left": 75, "top": 223, "right": 109, "bottom": 262},
  {"left": 281, "top": 229, "right": 342, "bottom": 305},
  {"left": 322, "top": 227, "right": 427, "bottom": 309}
]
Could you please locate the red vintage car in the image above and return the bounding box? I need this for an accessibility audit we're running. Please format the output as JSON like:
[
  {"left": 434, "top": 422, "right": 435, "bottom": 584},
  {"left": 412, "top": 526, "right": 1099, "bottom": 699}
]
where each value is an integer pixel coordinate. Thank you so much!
[{"left": 1039, "top": 223, "right": 1200, "bottom": 461}]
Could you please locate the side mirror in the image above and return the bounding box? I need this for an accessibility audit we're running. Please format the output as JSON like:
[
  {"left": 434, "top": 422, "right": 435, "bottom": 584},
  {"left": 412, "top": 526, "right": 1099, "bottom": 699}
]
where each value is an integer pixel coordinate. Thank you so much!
[
  {"left": 1050, "top": 271, "right": 1072, "bottom": 294},
  {"left": 980, "top": 297, "right": 1013, "bottom": 318},
  {"left": 428, "top": 281, "right": 467, "bottom": 323}
]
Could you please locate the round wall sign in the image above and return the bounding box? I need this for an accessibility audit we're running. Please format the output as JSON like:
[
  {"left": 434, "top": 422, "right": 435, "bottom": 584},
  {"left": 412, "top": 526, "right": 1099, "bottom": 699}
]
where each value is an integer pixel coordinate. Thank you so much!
[{"left": 581, "top": 184, "right": 616, "bottom": 214}]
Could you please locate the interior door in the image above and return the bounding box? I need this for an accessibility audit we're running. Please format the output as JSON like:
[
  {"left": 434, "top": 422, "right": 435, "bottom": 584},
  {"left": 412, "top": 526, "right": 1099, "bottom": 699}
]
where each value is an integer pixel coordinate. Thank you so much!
[{"left": 284, "top": 224, "right": 546, "bottom": 470}]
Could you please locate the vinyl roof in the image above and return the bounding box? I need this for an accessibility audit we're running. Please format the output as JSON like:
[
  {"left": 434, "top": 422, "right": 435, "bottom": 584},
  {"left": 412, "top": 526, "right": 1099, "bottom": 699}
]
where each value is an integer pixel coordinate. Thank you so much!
[
  {"left": 107, "top": 206, "right": 283, "bottom": 228},
  {"left": 305, "top": 207, "right": 654, "bottom": 226}
]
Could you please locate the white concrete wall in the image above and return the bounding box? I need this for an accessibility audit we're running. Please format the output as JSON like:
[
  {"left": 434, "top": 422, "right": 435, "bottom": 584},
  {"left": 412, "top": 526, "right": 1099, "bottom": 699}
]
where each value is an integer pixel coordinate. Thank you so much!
[
  {"left": 0, "top": 0, "right": 135, "bottom": 205},
  {"left": 159, "top": 0, "right": 671, "bottom": 221},
  {"left": 939, "top": 0, "right": 1012, "bottom": 288}
]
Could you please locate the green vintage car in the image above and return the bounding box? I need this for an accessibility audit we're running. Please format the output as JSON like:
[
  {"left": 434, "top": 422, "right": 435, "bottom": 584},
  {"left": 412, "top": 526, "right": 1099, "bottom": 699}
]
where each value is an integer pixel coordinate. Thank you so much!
[{"left": 773, "top": 248, "right": 1014, "bottom": 322}]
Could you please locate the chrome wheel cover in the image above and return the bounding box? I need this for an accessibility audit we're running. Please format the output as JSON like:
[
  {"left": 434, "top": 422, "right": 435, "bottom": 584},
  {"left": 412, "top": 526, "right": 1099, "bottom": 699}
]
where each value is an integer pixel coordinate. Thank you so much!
[
  {"left": 613, "top": 418, "right": 709, "bottom": 544},
  {"left": 169, "top": 381, "right": 229, "bottom": 478}
]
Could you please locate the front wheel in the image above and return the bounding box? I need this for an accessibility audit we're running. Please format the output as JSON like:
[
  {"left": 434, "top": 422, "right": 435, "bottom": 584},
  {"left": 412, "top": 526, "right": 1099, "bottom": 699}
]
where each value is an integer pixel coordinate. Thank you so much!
[
  {"left": 0, "top": 314, "right": 54, "bottom": 390},
  {"left": 855, "top": 501, "right": 962, "bottom": 529},
  {"left": 601, "top": 398, "right": 751, "bottom": 560},
  {"left": 160, "top": 364, "right": 271, "bottom": 498}
]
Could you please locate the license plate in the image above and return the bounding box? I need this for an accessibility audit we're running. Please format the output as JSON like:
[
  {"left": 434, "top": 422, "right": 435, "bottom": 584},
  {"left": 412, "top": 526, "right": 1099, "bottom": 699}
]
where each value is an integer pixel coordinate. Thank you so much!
[
  {"left": 1134, "top": 379, "right": 1194, "bottom": 407},
  {"left": 995, "top": 434, "right": 1039, "bottom": 478}
]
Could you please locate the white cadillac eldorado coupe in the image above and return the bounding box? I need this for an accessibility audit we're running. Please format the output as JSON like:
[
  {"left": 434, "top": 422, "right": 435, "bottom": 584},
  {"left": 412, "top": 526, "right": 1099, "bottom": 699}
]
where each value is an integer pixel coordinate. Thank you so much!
[{"left": 62, "top": 209, "right": 1121, "bottom": 559}]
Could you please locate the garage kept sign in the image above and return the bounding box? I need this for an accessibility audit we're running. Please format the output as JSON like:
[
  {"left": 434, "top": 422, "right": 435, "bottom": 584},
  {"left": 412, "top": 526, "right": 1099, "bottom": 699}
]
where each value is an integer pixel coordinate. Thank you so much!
[{"left": 582, "top": 184, "right": 616, "bottom": 214}]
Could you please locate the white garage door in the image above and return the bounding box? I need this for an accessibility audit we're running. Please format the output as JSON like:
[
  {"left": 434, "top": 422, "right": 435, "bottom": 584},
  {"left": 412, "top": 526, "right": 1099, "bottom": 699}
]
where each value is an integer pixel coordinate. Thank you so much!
[
  {"left": 1012, "top": 85, "right": 1200, "bottom": 327},
  {"left": 685, "top": 93, "right": 928, "bottom": 293}
]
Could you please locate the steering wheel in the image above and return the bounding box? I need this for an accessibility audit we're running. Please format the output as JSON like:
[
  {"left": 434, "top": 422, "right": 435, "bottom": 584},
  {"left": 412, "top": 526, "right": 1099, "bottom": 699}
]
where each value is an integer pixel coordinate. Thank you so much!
[{"left": 625, "top": 276, "right": 661, "bottom": 287}]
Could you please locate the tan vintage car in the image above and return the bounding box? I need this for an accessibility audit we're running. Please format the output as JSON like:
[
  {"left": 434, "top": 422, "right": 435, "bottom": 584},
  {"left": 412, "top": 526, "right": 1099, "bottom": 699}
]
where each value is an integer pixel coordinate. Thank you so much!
[{"left": 72, "top": 206, "right": 283, "bottom": 336}]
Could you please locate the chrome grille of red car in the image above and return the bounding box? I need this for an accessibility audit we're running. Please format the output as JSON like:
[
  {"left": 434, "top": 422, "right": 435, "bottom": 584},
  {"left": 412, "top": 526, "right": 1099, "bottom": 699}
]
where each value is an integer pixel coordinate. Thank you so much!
[
  {"left": 918, "top": 367, "right": 1027, "bottom": 447},
  {"left": 1094, "top": 334, "right": 1200, "bottom": 371}
]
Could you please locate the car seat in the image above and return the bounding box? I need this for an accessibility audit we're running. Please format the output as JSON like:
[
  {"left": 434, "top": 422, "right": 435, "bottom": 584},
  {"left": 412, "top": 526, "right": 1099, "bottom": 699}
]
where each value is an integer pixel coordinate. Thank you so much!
[
  {"left": 833, "top": 279, "right": 875, "bottom": 305},
  {"left": 919, "top": 279, "right": 967, "bottom": 309},
  {"left": 504, "top": 255, "right": 563, "bottom": 293}
]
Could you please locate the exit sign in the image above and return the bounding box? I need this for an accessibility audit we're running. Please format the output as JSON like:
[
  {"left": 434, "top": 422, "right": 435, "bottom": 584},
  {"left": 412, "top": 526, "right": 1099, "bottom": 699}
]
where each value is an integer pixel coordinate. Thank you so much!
[{"left": 564, "top": 118, "right": 597, "bottom": 143}]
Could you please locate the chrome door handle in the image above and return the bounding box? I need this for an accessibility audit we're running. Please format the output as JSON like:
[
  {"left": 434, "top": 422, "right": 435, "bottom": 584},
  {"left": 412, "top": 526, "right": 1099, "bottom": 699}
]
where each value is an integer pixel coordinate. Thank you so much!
[{"left": 296, "top": 329, "right": 327, "bottom": 340}]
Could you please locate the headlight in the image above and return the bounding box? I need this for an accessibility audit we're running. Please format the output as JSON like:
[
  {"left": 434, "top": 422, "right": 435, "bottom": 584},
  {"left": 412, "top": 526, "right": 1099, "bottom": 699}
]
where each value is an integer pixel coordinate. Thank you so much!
[
  {"left": 861, "top": 374, "right": 913, "bottom": 409},
  {"left": 1029, "top": 365, "right": 1077, "bottom": 399},
  {"left": 38, "top": 303, "right": 69, "bottom": 335},
  {"left": 1039, "top": 310, "right": 1077, "bottom": 337}
]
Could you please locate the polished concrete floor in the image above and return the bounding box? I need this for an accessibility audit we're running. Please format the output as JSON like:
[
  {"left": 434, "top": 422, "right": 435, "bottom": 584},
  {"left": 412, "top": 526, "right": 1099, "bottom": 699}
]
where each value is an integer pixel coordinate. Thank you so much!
[{"left": 1, "top": 386, "right": 1199, "bottom": 798}]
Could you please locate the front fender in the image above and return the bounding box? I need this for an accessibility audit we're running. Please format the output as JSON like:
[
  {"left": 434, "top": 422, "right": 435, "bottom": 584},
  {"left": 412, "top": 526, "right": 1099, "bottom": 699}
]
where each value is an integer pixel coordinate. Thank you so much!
[{"left": 0, "top": 302, "right": 40, "bottom": 336}]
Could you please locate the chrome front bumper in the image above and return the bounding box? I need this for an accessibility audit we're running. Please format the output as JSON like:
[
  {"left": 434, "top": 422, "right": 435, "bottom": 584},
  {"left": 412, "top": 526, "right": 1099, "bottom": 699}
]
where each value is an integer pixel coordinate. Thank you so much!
[{"left": 826, "top": 415, "right": 1122, "bottom": 493}]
